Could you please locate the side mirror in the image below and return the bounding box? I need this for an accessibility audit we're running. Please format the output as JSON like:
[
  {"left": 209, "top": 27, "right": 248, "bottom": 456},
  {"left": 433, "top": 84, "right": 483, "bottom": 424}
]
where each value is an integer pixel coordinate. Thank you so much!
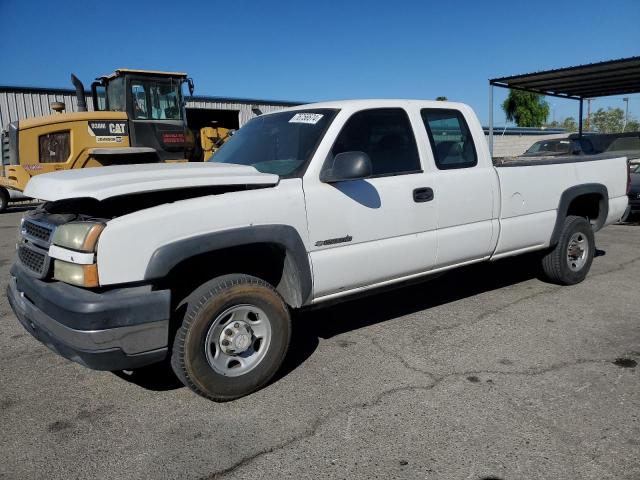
[
  {"left": 187, "top": 78, "right": 195, "bottom": 97},
  {"left": 321, "top": 151, "right": 372, "bottom": 183}
]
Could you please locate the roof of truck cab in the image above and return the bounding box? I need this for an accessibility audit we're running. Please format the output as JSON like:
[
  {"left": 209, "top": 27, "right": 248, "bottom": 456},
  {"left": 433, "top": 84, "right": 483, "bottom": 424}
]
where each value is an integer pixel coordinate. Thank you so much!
[
  {"left": 99, "top": 69, "right": 188, "bottom": 80},
  {"left": 267, "top": 98, "right": 472, "bottom": 112}
]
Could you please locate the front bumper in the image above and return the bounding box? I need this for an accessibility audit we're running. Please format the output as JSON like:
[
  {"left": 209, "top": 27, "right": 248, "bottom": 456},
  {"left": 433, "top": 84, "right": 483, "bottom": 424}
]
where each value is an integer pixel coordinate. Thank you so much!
[{"left": 7, "top": 264, "right": 171, "bottom": 371}]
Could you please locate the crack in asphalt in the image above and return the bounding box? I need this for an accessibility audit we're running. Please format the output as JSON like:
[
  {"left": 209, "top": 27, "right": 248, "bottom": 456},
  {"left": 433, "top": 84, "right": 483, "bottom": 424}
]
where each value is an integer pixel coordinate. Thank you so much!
[
  {"left": 202, "top": 357, "right": 615, "bottom": 479},
  {"left": 368, "top": 335, "right": 436, "bottom": 379},
  {"left": 429, "top": 285, "right": 559, "bottom": 337},
  {"left": 591, "top": 254, "right": 640, "bottom": 278}
]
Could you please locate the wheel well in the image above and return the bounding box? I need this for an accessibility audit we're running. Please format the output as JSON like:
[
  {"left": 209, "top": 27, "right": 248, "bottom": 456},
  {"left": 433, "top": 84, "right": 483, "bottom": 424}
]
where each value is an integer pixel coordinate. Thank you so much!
[
  {"left": 550, "top": 184, "right": 609, "bottom": 247},
  {"left": 566, "top": 193, "right": 603, "bottom": 226},
  {"left": 158, "top": 242, "right": 304, "bottom": 310}
]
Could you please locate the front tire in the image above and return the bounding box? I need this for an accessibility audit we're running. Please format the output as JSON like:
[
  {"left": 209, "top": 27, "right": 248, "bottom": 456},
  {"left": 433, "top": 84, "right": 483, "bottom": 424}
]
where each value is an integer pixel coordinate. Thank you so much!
[
  {"left": 541, "top": 215, "right": 595, "bottom": 285},
  {"left": 171, "top": 274, "right": 291, "bottom": 401}
]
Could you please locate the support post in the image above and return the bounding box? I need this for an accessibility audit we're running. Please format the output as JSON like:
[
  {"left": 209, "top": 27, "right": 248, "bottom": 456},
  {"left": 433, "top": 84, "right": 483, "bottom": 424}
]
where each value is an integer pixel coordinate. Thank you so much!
[
  {"left": 578, "top": 98, "right": 583, "bottom": 138},
  {"left": 489, "top": 84, "right": 494, "bottom": 156}
]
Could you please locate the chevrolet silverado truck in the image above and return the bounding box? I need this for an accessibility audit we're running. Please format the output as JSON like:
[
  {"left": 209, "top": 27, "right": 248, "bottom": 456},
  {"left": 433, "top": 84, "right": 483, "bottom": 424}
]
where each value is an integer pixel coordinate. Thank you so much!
[{"left": 8, "top": 100, "right": 630, "bottom": 401}]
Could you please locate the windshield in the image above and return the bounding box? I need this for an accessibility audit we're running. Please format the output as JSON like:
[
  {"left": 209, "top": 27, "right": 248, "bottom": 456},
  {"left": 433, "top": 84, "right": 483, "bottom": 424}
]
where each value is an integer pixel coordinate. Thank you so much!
[
  {"left": 209, "top": 109, "right": 337, "bottom": 177},
  {"left": 634, "top": 164, "right": 640, "bottom": 174},
  {"left": 606, "top": 136, "right": 640, "bottom": 152},
  {"left": 131, "top": 80, "right": 182, "bottom": 120},
  {"left": 526, "top": 139, "right": 572, "bottom": 154}
]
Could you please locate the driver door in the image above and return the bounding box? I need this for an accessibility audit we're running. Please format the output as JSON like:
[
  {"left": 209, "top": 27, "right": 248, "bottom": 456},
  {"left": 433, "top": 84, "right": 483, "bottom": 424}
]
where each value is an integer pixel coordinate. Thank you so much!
[{"left": 303, "top": 108, "right": 438, "bottom": 299}]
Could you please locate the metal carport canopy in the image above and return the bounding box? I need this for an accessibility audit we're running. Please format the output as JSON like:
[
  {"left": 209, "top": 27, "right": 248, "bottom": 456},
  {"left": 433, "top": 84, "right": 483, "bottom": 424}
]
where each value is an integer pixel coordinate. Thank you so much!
[{"left": 487, "top": 56, "right": 640, "bottom": 155}]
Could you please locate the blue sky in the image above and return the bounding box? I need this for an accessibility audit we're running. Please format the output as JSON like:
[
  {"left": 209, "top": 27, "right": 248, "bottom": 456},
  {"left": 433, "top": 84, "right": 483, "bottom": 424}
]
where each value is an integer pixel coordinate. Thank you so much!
[{"left": 1, "top": 0, "right": 639, "bottom": 125}]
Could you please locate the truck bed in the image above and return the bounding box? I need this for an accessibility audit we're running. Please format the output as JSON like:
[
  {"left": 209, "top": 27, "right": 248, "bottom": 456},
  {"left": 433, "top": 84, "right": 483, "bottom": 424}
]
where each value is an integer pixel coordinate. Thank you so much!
[
  {"left": 493, "top": 152, "right": 632, "bottom": 167},
  {"left": 490, "top": 153, "right": 629, "bottom": 260}
]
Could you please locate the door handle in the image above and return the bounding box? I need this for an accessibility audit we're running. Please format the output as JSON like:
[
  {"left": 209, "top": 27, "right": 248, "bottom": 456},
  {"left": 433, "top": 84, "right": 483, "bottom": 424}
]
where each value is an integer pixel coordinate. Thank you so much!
[{"left": 413, "top": 187, "right": 434, "bottom": 203}]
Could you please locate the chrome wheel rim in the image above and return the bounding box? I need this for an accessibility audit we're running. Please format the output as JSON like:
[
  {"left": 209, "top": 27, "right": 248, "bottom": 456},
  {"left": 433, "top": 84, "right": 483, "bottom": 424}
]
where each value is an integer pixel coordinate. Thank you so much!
[
  {"left": 567, "top": 232, "right": 589, "bottom": 272},
  {"left": 204, "top": 304, "right": 272, "bottom": 377}
]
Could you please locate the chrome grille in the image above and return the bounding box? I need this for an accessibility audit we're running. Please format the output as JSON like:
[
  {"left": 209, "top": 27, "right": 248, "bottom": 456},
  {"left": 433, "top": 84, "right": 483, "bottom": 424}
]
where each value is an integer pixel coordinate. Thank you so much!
[
  {"left": 18, "top": 218, "right": 55, "bottom": 278},
  {"left": 23, "top": 220, "right": 53, "bottom": 243},
  {"left": 18, "top": 244, "right": 47, "bottom": 276}
]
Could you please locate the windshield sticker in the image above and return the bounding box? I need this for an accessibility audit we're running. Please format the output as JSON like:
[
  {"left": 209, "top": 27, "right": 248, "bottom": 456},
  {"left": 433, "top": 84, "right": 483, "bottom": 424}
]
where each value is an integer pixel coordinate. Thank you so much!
[{"left": 289, "top": 113, "right": 324, "bottom": 124}]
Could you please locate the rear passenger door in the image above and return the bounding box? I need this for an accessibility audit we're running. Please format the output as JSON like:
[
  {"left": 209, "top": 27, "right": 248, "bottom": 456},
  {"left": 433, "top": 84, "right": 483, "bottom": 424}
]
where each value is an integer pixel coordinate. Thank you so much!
[
  {"left": 420, "top": 108, "right": 497, "bottom": 267},
  {"left": 303, "top": 108, "right": 438, "bottom": 299}
]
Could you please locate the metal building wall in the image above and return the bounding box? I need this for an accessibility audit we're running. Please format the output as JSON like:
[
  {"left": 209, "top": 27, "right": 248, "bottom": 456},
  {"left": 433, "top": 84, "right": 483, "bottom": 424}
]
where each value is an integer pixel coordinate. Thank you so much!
[
  {"left": 0, "top": 87, "right": 299, "bottom": 129},
  {"left": 0, "top": 89, "right": 95, "bottom": 127}
]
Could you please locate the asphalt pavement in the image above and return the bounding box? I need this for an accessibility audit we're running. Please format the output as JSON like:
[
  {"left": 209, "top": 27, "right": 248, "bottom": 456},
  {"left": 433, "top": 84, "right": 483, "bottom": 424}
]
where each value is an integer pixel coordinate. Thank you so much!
[{"left": 0, "top": 207, "right": 638, "bottom": 480}]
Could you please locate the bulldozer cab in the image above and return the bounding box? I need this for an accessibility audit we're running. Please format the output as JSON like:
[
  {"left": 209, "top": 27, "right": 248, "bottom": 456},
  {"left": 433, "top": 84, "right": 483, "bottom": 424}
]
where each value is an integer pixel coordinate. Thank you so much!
[{"left": 90, "top": 69, "right": 196, "bottom": 161}]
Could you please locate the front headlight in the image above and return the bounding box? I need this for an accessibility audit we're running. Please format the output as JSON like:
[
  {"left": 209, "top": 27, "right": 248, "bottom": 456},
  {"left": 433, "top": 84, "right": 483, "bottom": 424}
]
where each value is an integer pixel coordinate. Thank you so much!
[
  {"left": 52, "top": 222, "right": 104, "bottom": 252},
  {"left": 53, "top": 260, "right": 99, "bottom": 287}
]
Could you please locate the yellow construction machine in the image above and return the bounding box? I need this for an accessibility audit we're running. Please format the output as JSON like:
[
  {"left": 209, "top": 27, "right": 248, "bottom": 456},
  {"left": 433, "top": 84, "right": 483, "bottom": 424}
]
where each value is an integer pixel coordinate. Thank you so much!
[{"left": 0, "top": 69, "right": 203, "bottom": 212}]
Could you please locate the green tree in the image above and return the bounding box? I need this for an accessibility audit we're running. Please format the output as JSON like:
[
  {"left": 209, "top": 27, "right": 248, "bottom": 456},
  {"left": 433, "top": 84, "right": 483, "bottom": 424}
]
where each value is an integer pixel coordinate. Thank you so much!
[
  {"left": 591, "top": 108, "right": 625, "bottom": 133},
  {"left": 435, "top": 96, "right": 447, "bottom": 101},
  {"left": 561, "top": 117, "right": 577, "bottom": 132},
  {"left": 625, "top": 119, "right": 640, "bottom": 132},
  {"left": 501, "top": 90, "right": 549, "bottom": 127}
]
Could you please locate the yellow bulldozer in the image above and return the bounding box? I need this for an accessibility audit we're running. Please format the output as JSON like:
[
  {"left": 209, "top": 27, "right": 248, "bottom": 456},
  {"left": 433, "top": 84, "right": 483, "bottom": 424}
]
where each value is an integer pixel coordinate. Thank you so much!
[
  {"left": 200, "top": 124, "right": 233, "bottom": 161},
  {"left": 0, "top": 69, "right": 233, "bottom": 212}
]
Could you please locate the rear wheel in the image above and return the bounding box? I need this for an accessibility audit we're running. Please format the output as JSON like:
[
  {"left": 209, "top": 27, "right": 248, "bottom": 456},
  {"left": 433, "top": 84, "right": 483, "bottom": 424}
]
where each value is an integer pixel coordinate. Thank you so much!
[
  {"left": 541, "top": 215, "right": 595, "bottom": 285},
  {"left": 171, "top": 274, "right": 291, "bottom": 401},
  {"left": 0, "top": 188, "right": 8, "bottom": 213}
]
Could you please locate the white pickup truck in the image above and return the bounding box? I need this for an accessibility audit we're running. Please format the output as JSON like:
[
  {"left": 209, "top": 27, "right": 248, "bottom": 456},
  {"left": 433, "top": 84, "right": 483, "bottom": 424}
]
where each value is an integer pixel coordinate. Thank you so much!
[{"left": 8, "top": 100, "right": 630, "bottom": 401}]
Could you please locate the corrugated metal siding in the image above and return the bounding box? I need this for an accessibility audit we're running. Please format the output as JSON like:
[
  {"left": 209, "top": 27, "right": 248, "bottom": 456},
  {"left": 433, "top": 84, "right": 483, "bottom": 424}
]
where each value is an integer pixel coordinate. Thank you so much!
[
  {"left": 0, "top": 87, "right": 298, "bottom": 129},
  {"left": 0, "top": 90, "right": 94, "bottom": 127}
]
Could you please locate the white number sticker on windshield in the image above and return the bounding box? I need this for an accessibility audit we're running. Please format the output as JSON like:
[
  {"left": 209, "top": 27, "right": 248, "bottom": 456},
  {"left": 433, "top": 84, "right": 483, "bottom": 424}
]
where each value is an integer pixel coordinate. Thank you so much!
[{"left": 289, "top": 113, "right": 324, "bottom": 124}]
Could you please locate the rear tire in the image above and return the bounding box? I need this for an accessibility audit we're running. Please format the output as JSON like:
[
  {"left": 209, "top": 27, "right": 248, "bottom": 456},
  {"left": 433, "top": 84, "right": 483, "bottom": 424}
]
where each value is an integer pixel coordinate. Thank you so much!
[
  {"left": 541, "top": 215, "right": 595, "bottom": 285},
  {"left": 0, "top": 188, "right": 8, "bottom": 213},
  {"left": 171, "top": 274, "right": 291, "bottom": 401}
]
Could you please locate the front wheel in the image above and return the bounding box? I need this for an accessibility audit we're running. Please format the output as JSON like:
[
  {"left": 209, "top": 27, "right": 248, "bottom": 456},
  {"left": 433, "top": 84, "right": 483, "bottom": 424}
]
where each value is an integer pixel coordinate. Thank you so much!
[
  {"left": 171, "top": 274, "right": 291, "bottom": 401},
  {"left": 541, "top": 215, "right": 595, "bottom": 285}
]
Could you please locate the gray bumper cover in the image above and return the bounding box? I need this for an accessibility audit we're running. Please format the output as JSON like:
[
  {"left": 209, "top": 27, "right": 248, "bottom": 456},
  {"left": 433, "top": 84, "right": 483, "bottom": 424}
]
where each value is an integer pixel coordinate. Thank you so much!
[{"left": 7, "top": 265, "right": 171, "bottom": 371}]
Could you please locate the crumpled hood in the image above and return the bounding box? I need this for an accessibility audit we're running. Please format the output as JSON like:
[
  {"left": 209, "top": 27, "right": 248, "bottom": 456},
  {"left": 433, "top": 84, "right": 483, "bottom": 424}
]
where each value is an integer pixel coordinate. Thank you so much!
[{"left": 25, "top": 162, "right": 279, "bottom": 201}]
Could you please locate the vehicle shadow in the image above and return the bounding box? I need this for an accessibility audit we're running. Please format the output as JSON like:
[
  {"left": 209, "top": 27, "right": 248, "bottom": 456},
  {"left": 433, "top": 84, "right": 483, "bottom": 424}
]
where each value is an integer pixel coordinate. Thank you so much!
[
  {"left": 276, "top": 253, "right": 542, "bottom": 382},
  {"left": 617, "top": 217, "right": 640, "bottom": 226},
  {"left": 113, "top": 253, "right": 543, "bottom": 393},
  {"left": 112, "top": 362, "right": 184, "bottom": 391}
]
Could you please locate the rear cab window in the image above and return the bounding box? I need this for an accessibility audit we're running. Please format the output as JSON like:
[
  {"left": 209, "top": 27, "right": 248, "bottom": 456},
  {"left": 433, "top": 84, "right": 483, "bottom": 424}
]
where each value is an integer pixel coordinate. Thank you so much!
[
  {"left": 330, "top": 108, "right": 421, "bottom": 177},
  {"left": 421, "top": 109, "right": 477, "bottom": 169}
]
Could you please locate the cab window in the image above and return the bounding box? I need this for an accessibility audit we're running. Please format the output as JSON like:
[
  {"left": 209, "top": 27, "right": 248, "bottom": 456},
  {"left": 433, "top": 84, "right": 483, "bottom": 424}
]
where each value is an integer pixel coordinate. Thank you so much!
[
  {"left": 331, "top": 108, "right": 421, "bottom": 176},
  {"left": 421, "top": 109, "right": 477, "bottom": 169},
  {"left": 106, "top": 77, "right": 125, "bottom": 112},
  {"left": 131, "top": 83, "right": 148, "bottom": 119},
  {"left": 149, "top": 83, "right": 181, "bottom": 120},
  {"left": 130, "top": 80, "right": 182, "bottom": 120}
]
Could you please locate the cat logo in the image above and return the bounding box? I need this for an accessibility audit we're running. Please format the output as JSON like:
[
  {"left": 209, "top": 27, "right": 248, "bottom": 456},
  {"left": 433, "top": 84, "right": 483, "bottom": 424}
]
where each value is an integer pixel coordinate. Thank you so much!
[
  {"left": 88, "top": 121, "right": 129, "bottom": 137},
  {"left": 109, "top": 123, "right": 126, "bottom": 134}
]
